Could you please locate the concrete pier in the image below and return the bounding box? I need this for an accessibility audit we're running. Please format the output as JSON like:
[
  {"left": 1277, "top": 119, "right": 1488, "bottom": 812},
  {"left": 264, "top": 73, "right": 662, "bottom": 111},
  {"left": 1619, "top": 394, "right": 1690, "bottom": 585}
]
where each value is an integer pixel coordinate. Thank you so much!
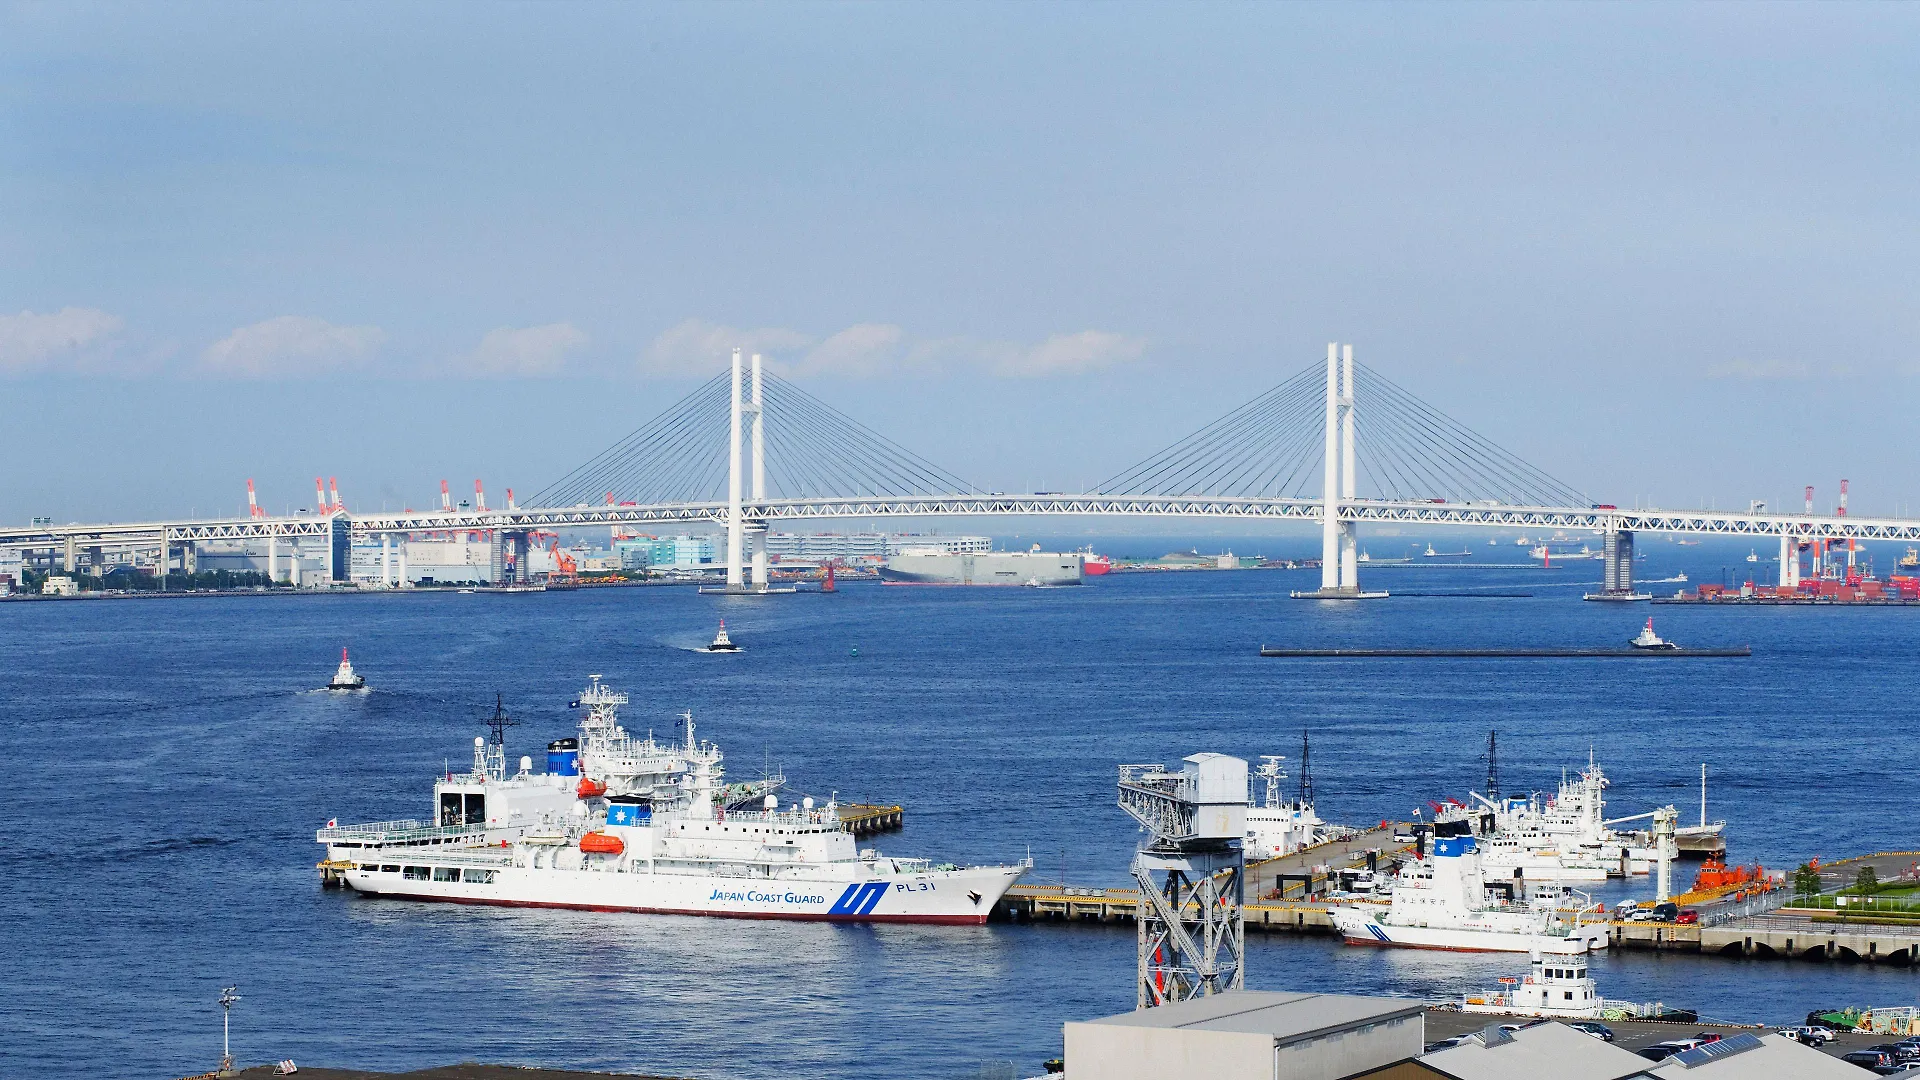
[{"left": 836, "top": 803, "right": 903, "bottom": 836}]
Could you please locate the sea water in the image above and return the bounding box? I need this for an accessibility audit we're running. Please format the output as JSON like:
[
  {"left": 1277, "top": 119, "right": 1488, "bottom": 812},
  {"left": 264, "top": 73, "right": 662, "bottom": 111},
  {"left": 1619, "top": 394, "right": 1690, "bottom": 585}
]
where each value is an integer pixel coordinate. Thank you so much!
[{"left": 3, "top": 553, "right": 1914, "bottom": 1078}]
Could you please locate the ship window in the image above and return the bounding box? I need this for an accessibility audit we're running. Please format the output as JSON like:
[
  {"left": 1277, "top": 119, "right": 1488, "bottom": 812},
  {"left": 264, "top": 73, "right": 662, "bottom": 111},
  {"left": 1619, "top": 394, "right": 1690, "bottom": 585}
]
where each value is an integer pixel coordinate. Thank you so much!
[
  {"left": 1564, "top": 992, "right": 1574, "bottom": 1001},
  {"left": 462, "top": 869, "right": 491, "bottom": 883},
  {"left": 403, "top": 866, "right": 430, "bottom": 880},
  {"left": 380, "top": 864, "right": 400, "bottom": 873},
  {"left": 433, "top": 867, "right": 460, "bottom": 882},
  {"left": 358, "top": 863, "right": 380, "bottom": 871}
]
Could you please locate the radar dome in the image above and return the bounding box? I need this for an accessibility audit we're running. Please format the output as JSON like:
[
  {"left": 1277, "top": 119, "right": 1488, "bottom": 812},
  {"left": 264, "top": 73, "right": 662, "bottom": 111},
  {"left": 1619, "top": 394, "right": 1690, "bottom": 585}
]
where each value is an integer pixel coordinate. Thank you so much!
[
  {"left": 474, "top": 736, "right": 485, "bottom": 746},
  {"left": 520, "top": 756, "right": 533, "bottom": 773},
  {"left": 763, "top": 794, "right": 779, "bottom": 811},
  {"left": 803, "top": 797, "right": 815, "bottom": 810}
]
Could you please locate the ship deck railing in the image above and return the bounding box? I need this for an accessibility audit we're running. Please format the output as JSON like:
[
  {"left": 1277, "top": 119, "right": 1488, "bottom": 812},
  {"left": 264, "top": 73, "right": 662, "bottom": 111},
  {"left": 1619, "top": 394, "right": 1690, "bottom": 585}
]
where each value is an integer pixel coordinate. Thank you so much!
[
  {"left": 363, "top": 847, "right": 515, "bottom": 869},
  {"left": 716, "top": 807, "right": 841, "bottom": 828},
  {"left": 317, "top": 819, "right": 482, "bottom": 844}
]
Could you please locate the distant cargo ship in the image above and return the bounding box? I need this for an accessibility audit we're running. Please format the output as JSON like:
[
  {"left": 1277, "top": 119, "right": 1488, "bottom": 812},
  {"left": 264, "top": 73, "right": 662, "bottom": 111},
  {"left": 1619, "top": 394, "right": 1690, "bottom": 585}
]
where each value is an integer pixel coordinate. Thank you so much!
[
  {"left": 879, "top": 548, "right": 1083, "bottom": 586},
  {"left": 1082, "top": 548, "right": 1112, "bottom": 576}
]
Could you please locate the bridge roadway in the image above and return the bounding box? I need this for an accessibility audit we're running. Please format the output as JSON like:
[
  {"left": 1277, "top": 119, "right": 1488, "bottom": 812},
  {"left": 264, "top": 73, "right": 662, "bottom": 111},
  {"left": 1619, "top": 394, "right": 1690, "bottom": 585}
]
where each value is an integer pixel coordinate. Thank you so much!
[{"left": 9, "top": 495, "right": 1920, "bottom": 549}]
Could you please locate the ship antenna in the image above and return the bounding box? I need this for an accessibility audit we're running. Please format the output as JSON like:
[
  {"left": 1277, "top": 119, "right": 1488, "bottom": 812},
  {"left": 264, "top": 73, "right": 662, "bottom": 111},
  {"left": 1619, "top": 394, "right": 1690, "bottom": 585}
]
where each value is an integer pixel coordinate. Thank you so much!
[
  {"left": 1298, "top": 731, "right": 1313, "bottom": 808},
  {"left": 1482, "top": 729, "right": 1500, "bottom": 803},
  {"left": 485, "top": 692, "right": 520, "bottom": 749}
]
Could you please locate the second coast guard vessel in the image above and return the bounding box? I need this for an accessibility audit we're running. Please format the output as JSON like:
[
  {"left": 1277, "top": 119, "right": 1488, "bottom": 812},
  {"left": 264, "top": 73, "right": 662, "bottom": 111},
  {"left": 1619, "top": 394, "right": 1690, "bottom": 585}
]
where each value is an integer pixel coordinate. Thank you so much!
[
  {"left": 1329, "top": 824, "right": 1608, "bottom": 953},
  {"left": 320, "top": 677, "right": 1026, "bottom": 924}
]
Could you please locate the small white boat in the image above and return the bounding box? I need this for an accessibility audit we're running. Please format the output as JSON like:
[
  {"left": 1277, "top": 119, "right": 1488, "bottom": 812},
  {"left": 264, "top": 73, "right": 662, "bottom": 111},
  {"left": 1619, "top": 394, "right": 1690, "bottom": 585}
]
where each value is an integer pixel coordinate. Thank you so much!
[
  {"left": 1746, "top": 549, "right": 1759, "bottom": 563},
  {"left": 327, "top": 648, "right": 366, "bottom": 690},
  {"left": 705, "top": 620, "right": 740, "bottom": 653},
  {"left": 1628, "top": 618, "right": 1680, "bottom": 651},
  {"left": 1460, "top": 941, "right": 1602, "bottom": 1019}
]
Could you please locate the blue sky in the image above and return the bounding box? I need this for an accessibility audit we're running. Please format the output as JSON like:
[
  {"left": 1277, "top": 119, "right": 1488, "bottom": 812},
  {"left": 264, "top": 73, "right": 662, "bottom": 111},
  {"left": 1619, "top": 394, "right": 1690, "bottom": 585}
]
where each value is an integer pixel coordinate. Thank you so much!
[{"left": 3, "top": 3, "right": 1917, "bottom": 521}]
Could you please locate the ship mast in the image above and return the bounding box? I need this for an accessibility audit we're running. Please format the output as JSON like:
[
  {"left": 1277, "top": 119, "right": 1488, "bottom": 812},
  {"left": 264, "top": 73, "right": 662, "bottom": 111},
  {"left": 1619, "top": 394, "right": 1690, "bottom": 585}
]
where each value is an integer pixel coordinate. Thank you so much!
[
  {"left": 1482, "top": 730, "right": 1500, "bottom": 803},
  {"left": 1297, "top": 732, "right": 1313, "bottom": 809}
]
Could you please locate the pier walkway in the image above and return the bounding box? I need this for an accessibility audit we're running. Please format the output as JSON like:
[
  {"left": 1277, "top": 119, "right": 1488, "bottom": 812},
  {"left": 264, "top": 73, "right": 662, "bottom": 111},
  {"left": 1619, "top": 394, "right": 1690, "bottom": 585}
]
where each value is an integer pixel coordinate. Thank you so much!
[
  {"left": 1248, "top": 823, "right": 1407, "bottom": 899},
  {"left": 836, "top": 803, "right": 903, "bottom": 836}
]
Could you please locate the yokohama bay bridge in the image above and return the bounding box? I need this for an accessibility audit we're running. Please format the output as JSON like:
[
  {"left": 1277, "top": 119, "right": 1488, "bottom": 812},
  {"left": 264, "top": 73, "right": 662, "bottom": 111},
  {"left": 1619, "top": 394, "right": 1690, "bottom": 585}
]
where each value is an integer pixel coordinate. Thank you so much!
[{"left": 1, "top": 345, "right": 1905, "bottom": 596}]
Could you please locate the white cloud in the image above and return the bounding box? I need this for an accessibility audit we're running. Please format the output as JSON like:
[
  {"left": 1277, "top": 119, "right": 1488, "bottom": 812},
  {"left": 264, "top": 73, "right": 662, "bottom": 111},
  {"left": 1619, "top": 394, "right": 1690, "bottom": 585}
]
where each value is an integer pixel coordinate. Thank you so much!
[
  {"left": 457, "top": 322, "right": 588, "bottom": 377},
  {"left": 641, "top": 318, "right": 813, "bottom": 376},
  {"left": 644, "top": 318, "right": 1145, "bottom": 380},
  {"left": 1000, "top": 330, "right": 1146, "bottom": 377},
  {"left": 791, "top": 323, "right": 909, "bottom": 376},
  {"left": 201, "top": 315, "right": 384, "bottom": 377},
  {"left": 0, "top": 307, "right": 124, "bottom": 373}
]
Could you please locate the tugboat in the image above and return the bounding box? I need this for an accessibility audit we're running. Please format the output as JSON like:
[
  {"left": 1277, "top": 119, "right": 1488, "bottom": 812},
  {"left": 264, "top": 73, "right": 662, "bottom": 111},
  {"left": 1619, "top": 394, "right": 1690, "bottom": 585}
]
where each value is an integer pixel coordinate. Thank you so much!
[
  {"left": 705, "top": 620, "right": 740, "bottom": 653},
  {"left": 1628, "top": 618, "right": 1680, "bottom": 651},
  {"left": 327, "top": 647, "right": 366, "bottom": 690}
]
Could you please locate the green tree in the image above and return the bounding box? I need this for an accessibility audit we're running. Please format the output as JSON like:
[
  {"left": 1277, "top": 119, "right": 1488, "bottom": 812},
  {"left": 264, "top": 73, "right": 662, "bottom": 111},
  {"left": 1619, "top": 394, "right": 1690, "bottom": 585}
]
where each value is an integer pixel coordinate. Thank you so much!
[
  {"left": 1856, "top": 865, "right": 1880, "bottom": 894},
  {"left": 1793, "top": 863, "right": 1821, "bottom": 899}
]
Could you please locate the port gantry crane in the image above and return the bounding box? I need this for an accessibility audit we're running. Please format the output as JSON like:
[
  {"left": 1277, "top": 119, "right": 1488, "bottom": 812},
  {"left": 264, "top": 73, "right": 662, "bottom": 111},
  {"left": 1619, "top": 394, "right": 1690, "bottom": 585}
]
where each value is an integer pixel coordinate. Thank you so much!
[{"left": 1118, "top": 754, "right": 1248, "bottom": 1008}]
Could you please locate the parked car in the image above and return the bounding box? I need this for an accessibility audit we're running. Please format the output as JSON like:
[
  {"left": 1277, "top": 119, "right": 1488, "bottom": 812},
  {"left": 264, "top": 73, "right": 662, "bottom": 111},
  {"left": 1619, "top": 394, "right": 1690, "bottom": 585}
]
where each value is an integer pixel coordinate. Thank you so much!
[
  {"left": 1652, "top": 901, "right": 1680, "bottom": 921},
  {"left": 1637, "top": 1045, "right": 1683, "bottom": 1062},
  {"left": 1424, "top": 1036, "right": 1472, "bottom": 1052},
  {"left": 1843, "top": 1050, "right": 1895, "bottom": 1072},
  {"left": 1568, "top": 1021, "right": 1615, "bottom": 1041},
  {"left": 1676, "top": 908, "right": 1700, "bottom": 925},
  {"left": 1870, "top": 1043, "right": 1920, "bottom": 1065},
  {"left": 1786, "top": 1025, "right": 1835, "bottom": 1045},
  {"left": 1689, "top": 1033, "right": 1724, "bottom": 1045}
]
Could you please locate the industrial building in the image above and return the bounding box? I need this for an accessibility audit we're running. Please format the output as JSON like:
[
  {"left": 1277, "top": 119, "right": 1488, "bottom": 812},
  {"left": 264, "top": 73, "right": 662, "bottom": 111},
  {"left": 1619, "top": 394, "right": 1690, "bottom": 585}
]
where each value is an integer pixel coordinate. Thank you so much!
[
  {"left": 1063, "top": 991, "right": 1425, "bottom": 1080},
  {"left": 1063, "top": 997, "right": 1864, "bottom": 1080}
]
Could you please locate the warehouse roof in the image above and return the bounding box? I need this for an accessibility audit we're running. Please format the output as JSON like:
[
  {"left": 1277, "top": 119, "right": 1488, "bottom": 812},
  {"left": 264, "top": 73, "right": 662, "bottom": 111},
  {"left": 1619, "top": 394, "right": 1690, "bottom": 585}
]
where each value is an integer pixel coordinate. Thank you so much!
[
  {"left": 1419, "top": 1022, "right": 1654, "bottom": 1080},
  {"left": 1647, "top": 1031, "right": 1866, "bottom": 1078},
  {"left": 1083, "top": 990, "right": 1426, "bottom": 1048}
]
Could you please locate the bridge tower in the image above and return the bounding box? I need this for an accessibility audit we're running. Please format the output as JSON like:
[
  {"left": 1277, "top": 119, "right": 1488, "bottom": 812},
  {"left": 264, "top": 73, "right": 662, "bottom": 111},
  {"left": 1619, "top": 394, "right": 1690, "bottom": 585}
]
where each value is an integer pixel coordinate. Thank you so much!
[
  {"left": 1295, "top": 343, "right": 1383, "bottom": 599},
  {"left": 717, "top": 348, "right": 787, "bottom": 595},
  {"left": 1119, "top": 754, "right": 1247, "bottom": 1008}
]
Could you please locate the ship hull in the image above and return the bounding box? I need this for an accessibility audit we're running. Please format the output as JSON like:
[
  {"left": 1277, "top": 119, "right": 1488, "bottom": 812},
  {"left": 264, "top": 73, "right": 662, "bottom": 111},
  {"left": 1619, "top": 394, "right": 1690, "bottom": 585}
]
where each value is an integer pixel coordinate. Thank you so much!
[
  {"left": 344, "top": 861, "right": 1024, "bottom": 925},
  {"left": 879, "top": 551, "right": 1082, "bottom": 586},
  {"left": 1330, "top": 907, "right": 1606, "bottom": 953}
]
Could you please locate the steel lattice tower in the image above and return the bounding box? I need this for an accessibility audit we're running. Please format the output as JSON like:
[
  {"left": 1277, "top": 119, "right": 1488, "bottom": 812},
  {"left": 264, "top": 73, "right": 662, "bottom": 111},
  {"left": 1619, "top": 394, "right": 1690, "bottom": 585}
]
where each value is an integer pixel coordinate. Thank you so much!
[{"left": 1118, "top": 754, "right": 1247, "bottom": 1008}]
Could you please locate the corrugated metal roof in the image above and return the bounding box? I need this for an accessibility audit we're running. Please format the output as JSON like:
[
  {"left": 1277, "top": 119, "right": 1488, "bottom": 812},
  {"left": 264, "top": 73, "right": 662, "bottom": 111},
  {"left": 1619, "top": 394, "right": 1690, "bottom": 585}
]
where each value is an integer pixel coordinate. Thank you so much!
[
  {"left": 1419, "top": 1021, "right": 1653, "bottom": 1080},
  {"left": 1646, "top": 1031, "right": 1875, "bottom": 1078},
  {"left": 1085, "top": 990, "right": 1426, "bottom": 1047}
]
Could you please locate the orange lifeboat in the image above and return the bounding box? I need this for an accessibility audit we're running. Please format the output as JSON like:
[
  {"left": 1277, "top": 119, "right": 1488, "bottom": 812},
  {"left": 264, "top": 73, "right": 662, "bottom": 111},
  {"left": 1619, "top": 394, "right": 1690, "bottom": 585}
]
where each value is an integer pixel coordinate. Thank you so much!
[
  {"left": 579, "top": 831, "right": 624, "bottom": 855},
  {"left": 576, "top": 776, "right": 607, "bottom": 798}
]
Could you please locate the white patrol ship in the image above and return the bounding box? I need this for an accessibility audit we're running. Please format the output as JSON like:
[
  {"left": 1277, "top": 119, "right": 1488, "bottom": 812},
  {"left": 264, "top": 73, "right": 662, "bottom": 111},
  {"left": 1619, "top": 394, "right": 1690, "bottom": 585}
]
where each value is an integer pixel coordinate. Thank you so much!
[
  {"left": 321, "top": 677, "right": 1027, "bottom": 924},
  {"left": 1329, "top": 825, "right": 1609, "bottom": 953}
]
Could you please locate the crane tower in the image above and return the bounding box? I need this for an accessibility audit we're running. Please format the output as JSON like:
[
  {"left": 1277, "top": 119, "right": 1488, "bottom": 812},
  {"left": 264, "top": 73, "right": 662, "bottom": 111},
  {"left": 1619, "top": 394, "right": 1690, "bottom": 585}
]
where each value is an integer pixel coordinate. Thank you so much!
[{"left": 1118, "top": 753, "right": 1247, "bottom": 1008}]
